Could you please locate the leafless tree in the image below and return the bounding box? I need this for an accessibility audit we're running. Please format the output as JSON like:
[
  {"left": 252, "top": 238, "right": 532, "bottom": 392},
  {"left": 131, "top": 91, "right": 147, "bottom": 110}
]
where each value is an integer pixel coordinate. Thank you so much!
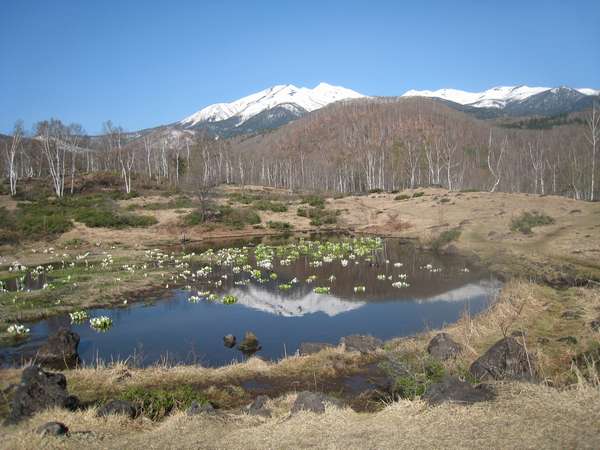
[
  {"left": 584, "top": 102, "right": 599, "bottom": 201},
  {"left": 4, "top": 120, "right": 24, "bottom": 196}
]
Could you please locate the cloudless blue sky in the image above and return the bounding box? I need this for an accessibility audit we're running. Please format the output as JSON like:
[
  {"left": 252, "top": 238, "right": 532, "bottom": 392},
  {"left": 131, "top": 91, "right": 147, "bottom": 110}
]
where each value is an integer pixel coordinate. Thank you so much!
[{"left": 1, "top": 0, "right": 599, "bottom": 134}]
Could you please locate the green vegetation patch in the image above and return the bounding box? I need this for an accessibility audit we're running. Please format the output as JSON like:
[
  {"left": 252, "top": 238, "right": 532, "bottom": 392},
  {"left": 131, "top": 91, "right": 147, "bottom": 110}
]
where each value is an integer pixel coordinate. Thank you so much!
[
  {"left": 297, "top": 206, "right": 339, "bottom": 226},
  {"left": 510, "top": 211, "right": 555, "bottom": 234},
  {"left": 120, "top": 385, "right": 209, "bottom": 421},
  {"left": 253, "top": 199, "right": 288, "bottom": 212},
  {"left": 431, "top": 228, "right": 461, "bottom": 251},
  {"left": 184, "top": 204, "right": 261, "bottom": 229},
  {"left": 301, "top": 194, "right": 325, "bottom": 209},
  {"left": 267, "top": 220, "right": 293, "bottom": 231},
  {"left": 130, "top": 196, "right": 194, "bottom": 210},
  {"left": 379, "top": 352, "right": 445, "bottom": 400}
]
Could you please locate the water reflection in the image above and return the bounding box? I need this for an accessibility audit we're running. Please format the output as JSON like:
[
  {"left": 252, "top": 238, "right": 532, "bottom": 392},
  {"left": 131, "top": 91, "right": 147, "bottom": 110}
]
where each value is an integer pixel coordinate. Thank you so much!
[{"left": 1, "top": 238, "right": 500, "bottom": 367}]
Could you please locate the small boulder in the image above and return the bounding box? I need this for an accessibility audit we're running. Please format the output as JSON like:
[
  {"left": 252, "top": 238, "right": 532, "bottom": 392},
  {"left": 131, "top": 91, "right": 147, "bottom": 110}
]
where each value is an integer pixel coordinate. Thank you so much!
[
  {"left": 97, "top": 400, "right": 138, "bottom": 419},
  {"left": 340, "top": 335, "right": 383, "bottom": 353},
  {"left": 299, "top": 342, "right": 333, "bottom": 356},
  {"left": 187, "top": 401, "right": 215, "bottom": 416},
  {"left": 37, "top": 421, "right": 69, "bottom": 437},
  {"left": 6, "top": 366, "right": 79, "bottom": 424},
  {"left": 36, "top": 328, "right": 81, "bottom": 369},
  {"left": 245, "top": 395, "right": 271, "bottom": 417},
  {"left": 427, "top": 333, "right": 463, "bottom": 360},
  {"left": 422, "top": 376, "right": 495, "bottom": 406},
  {"left": 291, "top": 391, "right": 342, "bottom": 415},
  {"left": 223, "top": 334, "right": 236, "bottom": 348},
  {"left": 238, "top": 332, "right": 261, "bottom": 355},
  {"left": 469, "top": 337, "right": 535, "bottom": 381}
]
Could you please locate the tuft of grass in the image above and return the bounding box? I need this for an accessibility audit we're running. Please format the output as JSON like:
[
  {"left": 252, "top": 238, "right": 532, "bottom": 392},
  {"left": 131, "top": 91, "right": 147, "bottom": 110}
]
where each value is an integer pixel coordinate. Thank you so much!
[
  {"left": 394, "top": 194, "right": 411, "bottom": 201},
  {"left": 253, "top": 199, "right": 288, "bottom": 213},
  {"left": 430, "top": 228, "right": 461, "bottom": 251},
  {"left": 301, "top": 194, "right": 325, "bottom": 209},
  {"left": 412, "top": 191, "right": 425, "bottom": 198},
  {"left": 297, "top": 207, "right": 339, "bottom": 226},
  {"left": 184, "top": 205, "right": 260, "bottom": 229},
  {"left": 510, "top": 211, "right": 555, "bottom": 234},
  {"left": 120, "top": 385, "right": 209, "bottom": 421},
  {"left": 267, "top": 220, "right": 293, "bottom": 231},
  {"left": 379, "top": 352, "right": 445, "bottom": 400}
]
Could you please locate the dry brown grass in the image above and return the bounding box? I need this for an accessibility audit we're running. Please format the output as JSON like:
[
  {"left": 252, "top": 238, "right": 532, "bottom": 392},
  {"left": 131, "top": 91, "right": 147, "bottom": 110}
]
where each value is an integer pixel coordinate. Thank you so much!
[{"left": 2, "top": 382, "right": 600, "bottom": 449}]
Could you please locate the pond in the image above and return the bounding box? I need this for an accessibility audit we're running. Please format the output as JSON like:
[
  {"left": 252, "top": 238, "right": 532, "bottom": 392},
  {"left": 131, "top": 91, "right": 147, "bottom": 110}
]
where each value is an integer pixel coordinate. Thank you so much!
[{"left": 1, "top": 236, "right": 501, "bottom": 367}]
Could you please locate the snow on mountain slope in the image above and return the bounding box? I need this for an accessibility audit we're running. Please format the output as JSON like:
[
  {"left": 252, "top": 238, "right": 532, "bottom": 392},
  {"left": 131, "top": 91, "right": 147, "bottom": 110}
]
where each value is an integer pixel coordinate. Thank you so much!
[
  {"left": 180, "top": 82, "right": 365, "bottom": 127},
  {"left": 577, "top": 88, "right": 600, "bottom": 96},
  {"left": 402, "top": 85, "right": 551, "bottom": 108}
]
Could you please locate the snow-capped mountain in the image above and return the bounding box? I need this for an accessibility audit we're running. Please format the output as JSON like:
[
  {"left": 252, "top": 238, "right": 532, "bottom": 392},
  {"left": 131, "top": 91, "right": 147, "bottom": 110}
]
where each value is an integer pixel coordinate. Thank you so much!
[
  {"left": 403, "top": 85, "right": 582, "bottom": 108},
  {"left": 179, "top": 82, "right": 365, "bottom": 135},
  {"left": 402, "top": 85, "right": 599, "bottom": 117}
]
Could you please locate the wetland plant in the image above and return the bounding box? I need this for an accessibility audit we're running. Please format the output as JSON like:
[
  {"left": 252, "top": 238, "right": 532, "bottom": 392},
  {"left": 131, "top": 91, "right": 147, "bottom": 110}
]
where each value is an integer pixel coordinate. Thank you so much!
[
  {"left": 7, "top": 324, "right": 30, "bottom": 337},
  {"left": 69, "top": 310, "right": 89, "bottom": 323},
  {"left": 90, "top": 316, "right": 113, "bottom": 332}
]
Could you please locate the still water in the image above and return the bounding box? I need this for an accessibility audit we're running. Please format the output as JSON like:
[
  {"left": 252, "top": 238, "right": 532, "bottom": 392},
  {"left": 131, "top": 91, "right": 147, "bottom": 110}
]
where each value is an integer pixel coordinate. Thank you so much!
[{"left": 1, "top": 237, "right": 500, "bottom": 367}]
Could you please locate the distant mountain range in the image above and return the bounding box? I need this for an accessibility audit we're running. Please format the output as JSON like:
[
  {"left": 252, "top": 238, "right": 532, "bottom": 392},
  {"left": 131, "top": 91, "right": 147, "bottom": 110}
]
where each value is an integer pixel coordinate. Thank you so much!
[
  {"left": 402, "top": 85, "right": 599, "bottom": 118},
  {"left": 147, "top": 83, "right": 599, "bottom": 138}
]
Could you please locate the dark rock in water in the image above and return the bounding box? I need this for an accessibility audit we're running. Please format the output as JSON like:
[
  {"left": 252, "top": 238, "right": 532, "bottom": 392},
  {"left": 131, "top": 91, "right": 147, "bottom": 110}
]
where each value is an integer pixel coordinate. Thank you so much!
[
  {"left": 557, "top": 336, "right": 578, "bottom": 345},
  {"left": 340, "top": 335, "right": 383, "bottom": 353},
  {"left": 37, "top": 421, "right": 69, "bottom": 437},
  {"left": 187, "top": 401, "right": 215, "bottom": 416},
  {"left": 37, "top": 327, "right": 80, "bottom": 369},
  {"left": 245, "top": 395, "right": 271, "bottom": 417},
  {"left": 427, "top": 333, "right": 463, "bottom": 360},
  {"left": 97, "top": 400, "right": 138, "bottom": 418},
  {"left": 223, "top": 334, "right": 236, "bottom": 348},
  {"left": 291, "top": 391, "right": 343, "bottom": 415},
  {"left": 299, "top": 342, "right": 333, "bottom": 356},
  {"left": 422, "top": 376, "right": 495, "bottom": 406},
  {"left": 590, "top": 318, "right": 600, "bottom": 332},
  {"left": 469, "top": 337, "right": 536, "bottom": 381},
  {"left": 6, "top": 365, "right": 79, "bottom": 424},
  {"left": 238, "top": 332, "right": 261, "bottom": 355}
]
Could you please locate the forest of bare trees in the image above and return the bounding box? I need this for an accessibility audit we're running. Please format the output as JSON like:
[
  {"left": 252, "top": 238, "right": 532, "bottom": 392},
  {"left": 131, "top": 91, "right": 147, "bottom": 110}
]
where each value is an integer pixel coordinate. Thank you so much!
[{"left": 1, "top": 98, "right": 599, "bottom": 200}]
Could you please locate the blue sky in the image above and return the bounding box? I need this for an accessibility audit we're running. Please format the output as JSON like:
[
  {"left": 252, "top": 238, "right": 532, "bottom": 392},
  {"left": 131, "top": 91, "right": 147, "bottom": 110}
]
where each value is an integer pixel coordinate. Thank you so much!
[{"left": 1, "top": 0, "right": 599, "bottom": 134}]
